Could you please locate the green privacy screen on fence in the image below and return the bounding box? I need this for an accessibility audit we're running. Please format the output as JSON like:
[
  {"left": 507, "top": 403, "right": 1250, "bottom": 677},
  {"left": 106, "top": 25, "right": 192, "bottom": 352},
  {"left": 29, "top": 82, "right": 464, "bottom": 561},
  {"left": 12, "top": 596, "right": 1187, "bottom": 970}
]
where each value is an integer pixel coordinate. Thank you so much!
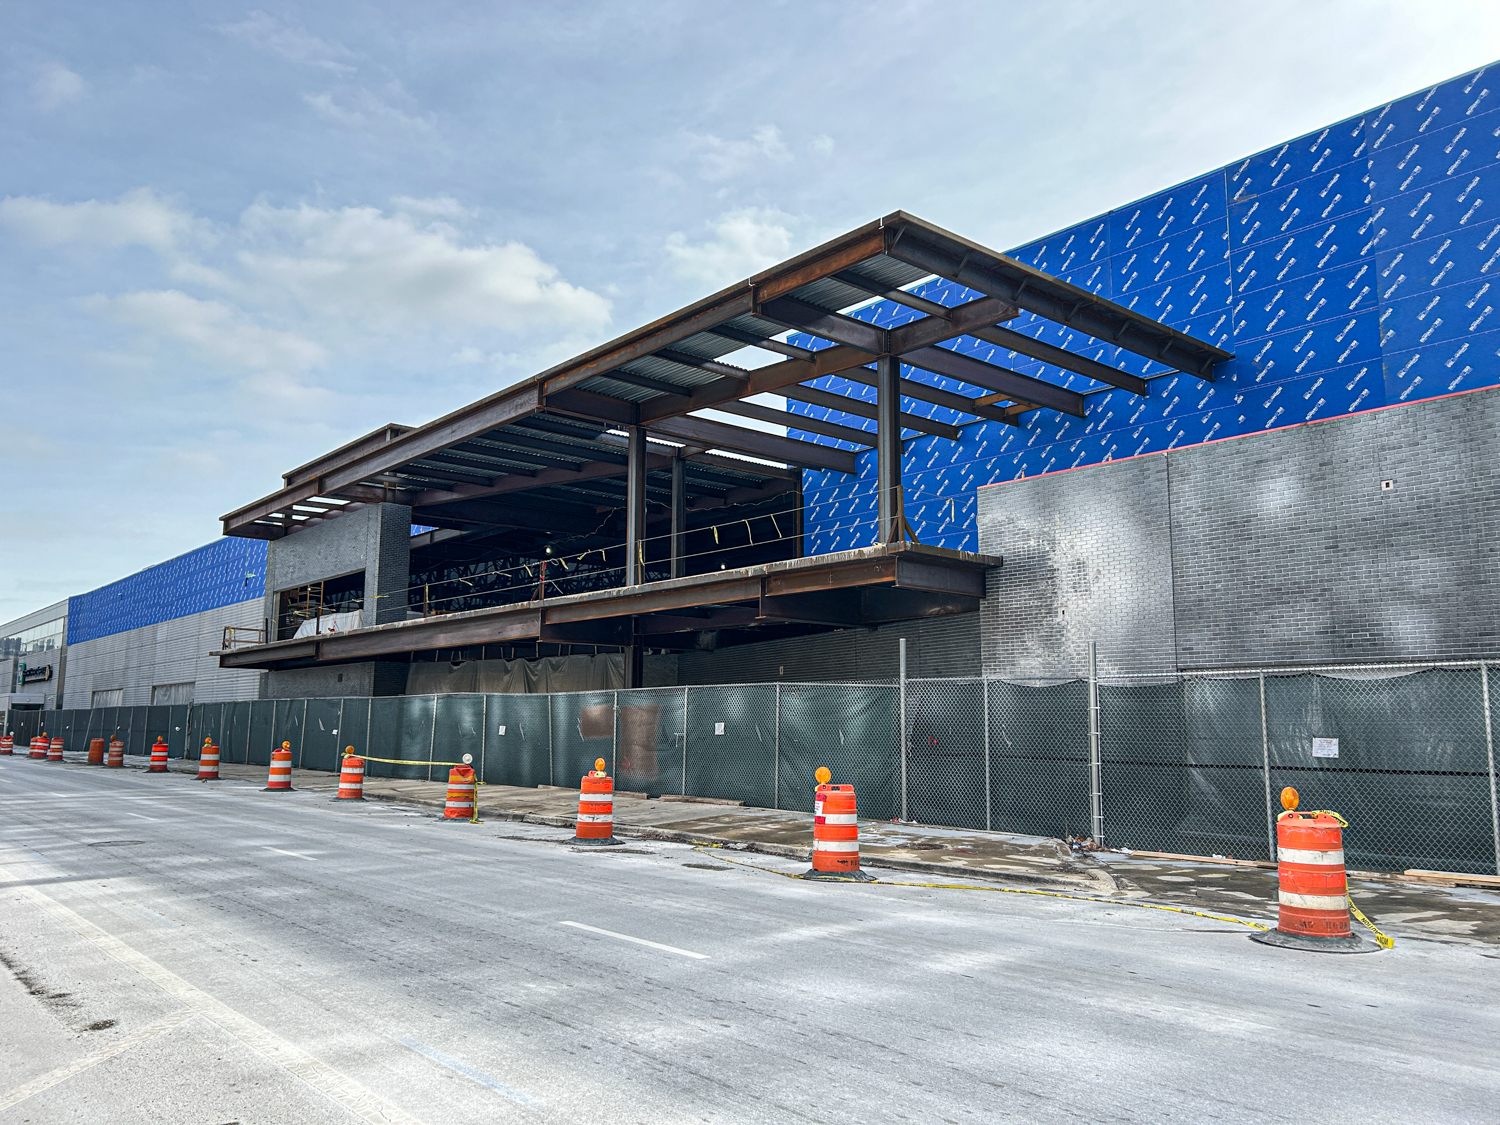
[{"left": 7, "top": 668, "right": 1498, "bottom": 876}]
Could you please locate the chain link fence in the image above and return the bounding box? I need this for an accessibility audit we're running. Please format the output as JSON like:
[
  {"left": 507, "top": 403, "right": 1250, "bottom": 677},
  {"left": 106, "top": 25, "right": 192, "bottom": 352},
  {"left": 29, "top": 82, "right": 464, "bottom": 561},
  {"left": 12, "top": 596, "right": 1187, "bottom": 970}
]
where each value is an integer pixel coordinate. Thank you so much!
[{"left": 6, "top": 657, "right": 1498, "bottom": 875}]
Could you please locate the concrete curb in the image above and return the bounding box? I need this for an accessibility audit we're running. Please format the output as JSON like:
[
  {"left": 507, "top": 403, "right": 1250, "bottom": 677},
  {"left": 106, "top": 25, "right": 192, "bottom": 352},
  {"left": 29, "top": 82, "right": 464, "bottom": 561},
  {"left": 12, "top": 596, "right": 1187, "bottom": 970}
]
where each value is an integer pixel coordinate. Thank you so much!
[{"left": 359, "top": 789, "right": 1110, "bottom": 891}]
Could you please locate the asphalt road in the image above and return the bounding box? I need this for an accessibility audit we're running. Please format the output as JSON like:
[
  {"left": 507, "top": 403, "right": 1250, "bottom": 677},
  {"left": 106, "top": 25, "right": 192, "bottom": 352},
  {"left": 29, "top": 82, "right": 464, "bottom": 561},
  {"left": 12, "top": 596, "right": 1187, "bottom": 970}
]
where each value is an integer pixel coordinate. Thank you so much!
[{"left": 2, "top": 759, "right": 1496, "bottom": 1124}]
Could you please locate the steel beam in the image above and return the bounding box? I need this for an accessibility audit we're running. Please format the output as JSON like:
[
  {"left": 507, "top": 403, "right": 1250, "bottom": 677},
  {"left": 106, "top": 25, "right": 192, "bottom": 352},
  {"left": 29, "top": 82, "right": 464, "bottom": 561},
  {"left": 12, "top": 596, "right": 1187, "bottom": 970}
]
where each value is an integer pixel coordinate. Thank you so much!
[
  {"left": 876, "top": 355, "right": 904, "bottom": 544},
  {"left": 714, "top": 400, "right": 875, "bottom": 447},
  {"left": 648, "top": 415, "right": 858, "bottom": 474},
  {"left": 901, "top": 346, "right": 1086, "bottom": 417},
  {"left": 832, "top": 368, "right": 1019, "bottom": 427},
  {"left": 887, "top": 296, "right": 1018, "bottom": 354},
  {"left": 969, "top": 324, "right": 1150, "bottom": 396},
  {"left": 755, "top": 296, "right": 887, "bottom": 352}
]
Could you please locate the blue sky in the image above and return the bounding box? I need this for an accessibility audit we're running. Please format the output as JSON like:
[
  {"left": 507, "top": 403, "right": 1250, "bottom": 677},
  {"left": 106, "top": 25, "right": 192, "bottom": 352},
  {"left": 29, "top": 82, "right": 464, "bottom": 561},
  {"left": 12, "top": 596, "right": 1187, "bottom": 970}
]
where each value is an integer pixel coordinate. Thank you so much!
[{"left": 4, "top": 1, "right": 1500, "bottom": 622}]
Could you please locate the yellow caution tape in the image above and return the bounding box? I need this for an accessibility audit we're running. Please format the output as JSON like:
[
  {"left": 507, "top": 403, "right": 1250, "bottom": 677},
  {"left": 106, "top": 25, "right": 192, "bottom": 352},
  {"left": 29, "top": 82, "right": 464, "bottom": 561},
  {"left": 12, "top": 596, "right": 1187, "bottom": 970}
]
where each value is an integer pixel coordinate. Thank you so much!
[
  {"left": 348, "top": 754, "right": 469, "bottom": 768},
  {"left": 1348, "top": 892, "right": 1395, "bottom": 949},
  {"left": 691, "top": 846, "right": 1273, "bottom": 932}
]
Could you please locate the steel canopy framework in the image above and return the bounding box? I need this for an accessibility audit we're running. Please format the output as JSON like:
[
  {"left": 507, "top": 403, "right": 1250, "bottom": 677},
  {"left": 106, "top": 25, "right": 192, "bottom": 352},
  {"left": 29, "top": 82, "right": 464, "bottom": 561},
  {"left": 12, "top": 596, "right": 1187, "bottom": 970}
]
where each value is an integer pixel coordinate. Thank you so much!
[{"left": 219, "top": 212, "right": 1229, "bottom": 669}]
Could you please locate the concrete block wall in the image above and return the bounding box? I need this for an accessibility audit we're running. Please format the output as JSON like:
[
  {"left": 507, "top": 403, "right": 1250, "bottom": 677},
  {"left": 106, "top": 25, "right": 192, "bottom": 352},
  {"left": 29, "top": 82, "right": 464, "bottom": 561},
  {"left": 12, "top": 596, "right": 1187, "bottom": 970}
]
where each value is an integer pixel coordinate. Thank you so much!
[
  {"left": 263, "top": 503, "right": 413, "bottom": 632},
  {"left": 978, "top": 386, "right": 1500, "bottom": 677},
  {"left": 263, "top": 662, "right": 408, "bottom": 699},
  {"left": 61, "top": 598, "right": 265, "bottom": 707}
]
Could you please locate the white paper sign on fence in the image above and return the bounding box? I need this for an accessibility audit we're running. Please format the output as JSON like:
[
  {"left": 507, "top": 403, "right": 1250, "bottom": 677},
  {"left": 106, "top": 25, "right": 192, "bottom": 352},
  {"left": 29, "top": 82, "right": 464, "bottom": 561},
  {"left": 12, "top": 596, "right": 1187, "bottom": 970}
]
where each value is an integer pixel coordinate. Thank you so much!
[{"left": 1312, "top": 737, "right": 1339, "bottom": 758}]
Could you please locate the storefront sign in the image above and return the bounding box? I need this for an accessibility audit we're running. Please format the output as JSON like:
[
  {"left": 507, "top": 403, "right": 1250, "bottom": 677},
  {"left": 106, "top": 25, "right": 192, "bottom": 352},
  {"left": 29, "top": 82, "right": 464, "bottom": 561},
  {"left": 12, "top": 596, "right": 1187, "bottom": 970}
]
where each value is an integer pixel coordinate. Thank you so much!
[{"left": 20, "top": 664, "right": 53, "bottom": 683}]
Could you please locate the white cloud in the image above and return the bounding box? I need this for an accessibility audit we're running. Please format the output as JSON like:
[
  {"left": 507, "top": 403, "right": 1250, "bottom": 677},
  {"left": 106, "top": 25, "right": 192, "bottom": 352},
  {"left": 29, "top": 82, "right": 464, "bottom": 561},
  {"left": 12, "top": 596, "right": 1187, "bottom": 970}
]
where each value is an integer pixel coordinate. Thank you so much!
[
  {"left": 236, "top": 201, "right": 611, "bottom": 331},
  {"left": 809, "top": 134, "right": 836, "bottom": 157},
  {"left": 31, "top": 63, "right": 87, "bottom": 111},
  {"left": 687, "top": 125, "right": 792, "bottom": 181},
  {"left": 391, "top": 195, "right": 470, "bottom": 218},
  {"left": 303, "top": 87, "right": 431, "bottom": 131},
  {"left": 221, "top": 11, "right": 355, "bottom": 73},
  {"left": 0, "top": 188, "right": 200, "bottom": 254},
  {"left": 665, "top": 208, "right": 796, "bottom": 286},
  {"left": 86, "top": 289, "right": 327, "bottom": 372}
]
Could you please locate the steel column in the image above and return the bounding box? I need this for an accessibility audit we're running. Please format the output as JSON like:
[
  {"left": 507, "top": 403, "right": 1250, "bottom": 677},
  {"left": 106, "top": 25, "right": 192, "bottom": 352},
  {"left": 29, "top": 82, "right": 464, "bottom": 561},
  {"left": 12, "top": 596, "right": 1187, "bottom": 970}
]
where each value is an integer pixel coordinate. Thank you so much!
[
  {"left": 670, "top": 452, "right": 687, "bottom": 579},
  {"left": 876, "top": 354, "right": 904, "bottom": 544},
  {"left": 625, "top": 425, "right": 647, "bottom": 585}
]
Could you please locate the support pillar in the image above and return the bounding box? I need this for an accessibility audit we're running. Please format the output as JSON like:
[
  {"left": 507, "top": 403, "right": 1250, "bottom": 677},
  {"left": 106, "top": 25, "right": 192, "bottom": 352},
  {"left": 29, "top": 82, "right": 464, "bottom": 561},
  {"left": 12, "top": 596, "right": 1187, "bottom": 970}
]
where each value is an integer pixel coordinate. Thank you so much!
[
  {"left": 625, "top": 426, "right": 647, "bottom": 586},
  {"left": 876, "top": 355, "right": 904, "bottom": 544},
  {"left": 670, "top": 452, "right": 687, "bottom": 579}
]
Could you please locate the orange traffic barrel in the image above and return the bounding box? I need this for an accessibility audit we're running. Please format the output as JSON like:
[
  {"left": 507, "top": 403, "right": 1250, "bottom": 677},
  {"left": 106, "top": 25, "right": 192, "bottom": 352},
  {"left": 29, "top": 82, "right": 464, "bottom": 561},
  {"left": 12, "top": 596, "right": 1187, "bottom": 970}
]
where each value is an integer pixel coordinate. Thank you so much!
[
  {"left": 106, "top": 738, "right": 124, "bottom": 768},
  {"left": 29, "top": 735, "right": 47, "bottom": 759},
  {"left": 197, "top": 738, "right": 220, "bottom": 780},
  {"left": 88, "top": 738, "right": 105, "bottom": 765},
  {"left": 1251, "top": 798, "right": 1377, "bottom": 953},
  {"left": 335, "top": 749, "right": 364, "bottom": 800},
  {"left": 148, "top": 736, "right": 169, "bottom": 772},
  {"left": 263, "top": 742, "right": 293, "bottom": 791},
  {"left": 0, "top": 734, "right": 13, "bottom": 754},
  {"left": 574, "top": 759, "right": 620, "bottom": 845},
  {"left": 444, "top": 765, "right": 477, "bottom": 820},
  {"left": 804, "top": 769, "right": 875, "bottom": 881},
  {"left": 48, "top": 737, "right": 64, "bottom": 762}
]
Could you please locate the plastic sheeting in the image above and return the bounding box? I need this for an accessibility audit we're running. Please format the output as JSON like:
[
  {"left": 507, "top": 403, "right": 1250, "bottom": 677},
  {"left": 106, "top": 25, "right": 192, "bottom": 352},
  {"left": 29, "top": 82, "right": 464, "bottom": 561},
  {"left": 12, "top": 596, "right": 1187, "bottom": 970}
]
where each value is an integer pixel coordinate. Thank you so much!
[
  {"left": 10, "top": 669, "right": 1498, "bottom": 875},
  {"left": 404, "top": 653, "right": 623, "bottom": 695}
]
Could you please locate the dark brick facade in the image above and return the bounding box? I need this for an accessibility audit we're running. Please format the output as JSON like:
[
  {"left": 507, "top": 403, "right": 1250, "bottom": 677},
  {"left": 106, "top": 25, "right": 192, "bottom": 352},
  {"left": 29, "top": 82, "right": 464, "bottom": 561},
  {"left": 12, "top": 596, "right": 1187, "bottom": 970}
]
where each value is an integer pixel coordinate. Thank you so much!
[{"left": 979, "top": 387, "right": 1500, "bottom": 677}]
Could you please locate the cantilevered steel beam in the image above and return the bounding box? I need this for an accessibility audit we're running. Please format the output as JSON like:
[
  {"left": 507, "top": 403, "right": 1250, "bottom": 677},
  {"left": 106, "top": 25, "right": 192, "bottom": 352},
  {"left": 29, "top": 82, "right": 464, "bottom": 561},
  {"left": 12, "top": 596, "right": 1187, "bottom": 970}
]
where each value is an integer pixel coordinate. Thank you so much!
[
  {"left": 637, "top": 344, "right": 874, "bottom": 424},
  {"left": 969, "top": 325, "right": 1149, "bottom": 396},
  {"left": 648, "top": 415, "right": 858, "bottom": 473},
  {"left": 886, "top": 296, "right": 1019, "bottom": 354},
  {"left": 755, "top": 296, "right": 887, "bottom": 353},
  {"left": 780, "top": 383, "right": 966, "bottom": 439},
  {"left": 831, "top": 368, "right": 1021, "bottom": 426},
  {"left": 886, "top": 223, "right": 1229, "bottom": 380},
  {"left": 713, "top": 400, "right": 875, "bottom": 447},
  {"left": 901, "top": 346, "right": 1086, "bottom": 417}
]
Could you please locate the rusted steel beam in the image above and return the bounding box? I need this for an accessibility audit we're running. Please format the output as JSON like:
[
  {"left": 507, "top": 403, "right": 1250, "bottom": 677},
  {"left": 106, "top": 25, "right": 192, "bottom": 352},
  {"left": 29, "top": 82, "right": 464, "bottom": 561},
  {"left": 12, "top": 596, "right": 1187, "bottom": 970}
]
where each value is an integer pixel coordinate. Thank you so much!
[
  {"left": 648, "top": 415, "right": 858, "bottom": 474},
  {"left": 782, "top": 382, "right": 965, "bottom": 439},
  {"left": 902, "top": 346, "right": 1086, "bottom": 417},
  {"left": 713, "top": 400, "right": 874, "bottom": 447}
]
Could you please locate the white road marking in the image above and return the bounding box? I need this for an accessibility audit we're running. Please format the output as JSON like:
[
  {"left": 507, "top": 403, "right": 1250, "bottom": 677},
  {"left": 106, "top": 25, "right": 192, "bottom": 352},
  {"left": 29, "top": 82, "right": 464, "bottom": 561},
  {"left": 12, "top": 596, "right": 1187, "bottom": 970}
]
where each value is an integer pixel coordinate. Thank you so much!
[
  {"left": 1, "top": 859, "right": 428, "bottom": 1125},
  {"left": 264, "top": 847, "right": 318, "bottom": 861},
  {"left": 396, "top": 1037, "right": 540, "bottom": 1107},
  {"left": 125, "top": 812, "right": 158, "bottom": 821},
  {"left": 559, "top": 920, "right": 709, "bottom": 959},
  {"left": 0, "top": 1009, "right": 200, "bottom": 1111}
]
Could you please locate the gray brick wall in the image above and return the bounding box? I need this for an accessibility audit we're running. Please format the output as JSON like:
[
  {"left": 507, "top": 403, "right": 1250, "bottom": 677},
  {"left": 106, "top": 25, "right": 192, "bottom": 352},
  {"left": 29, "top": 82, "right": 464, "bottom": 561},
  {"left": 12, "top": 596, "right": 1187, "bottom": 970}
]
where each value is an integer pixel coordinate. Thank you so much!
[
  {"left": 978, "top": 454, "right": 1176, "bottom": 680},
  {"left": 978, "top": 387, "right": 1500, "bottom": 676},
  {"left": 263, "top": 503, "right": 412, "bottom": 631}
]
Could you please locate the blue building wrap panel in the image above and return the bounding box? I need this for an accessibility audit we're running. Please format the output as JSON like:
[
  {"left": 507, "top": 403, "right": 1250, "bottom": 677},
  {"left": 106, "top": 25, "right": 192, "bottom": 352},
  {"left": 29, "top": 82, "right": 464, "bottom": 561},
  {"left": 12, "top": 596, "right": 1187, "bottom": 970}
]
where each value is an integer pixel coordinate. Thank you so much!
[
  {"left": 66, "top": 538, "right": 268, "bottom": 646},
  {"left": 794, "top": 63, "right": 1500, "bottom": 556}
]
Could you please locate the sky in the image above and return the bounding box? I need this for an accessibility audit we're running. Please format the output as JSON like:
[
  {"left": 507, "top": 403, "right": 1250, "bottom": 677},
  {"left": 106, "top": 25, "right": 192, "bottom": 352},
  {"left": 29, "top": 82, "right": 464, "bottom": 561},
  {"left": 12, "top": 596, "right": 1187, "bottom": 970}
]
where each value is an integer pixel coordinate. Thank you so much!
[{"left": 4, "top": 0, "right": 1500, "bottom": 624}]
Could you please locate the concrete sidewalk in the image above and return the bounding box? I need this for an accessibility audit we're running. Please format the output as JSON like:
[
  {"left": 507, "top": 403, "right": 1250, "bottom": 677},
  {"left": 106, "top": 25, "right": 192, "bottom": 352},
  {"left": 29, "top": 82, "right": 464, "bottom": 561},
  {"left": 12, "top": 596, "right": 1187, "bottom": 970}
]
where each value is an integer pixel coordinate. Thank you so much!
[{"left": 39, "top": 751, "right": 1500, "bottom": 948}]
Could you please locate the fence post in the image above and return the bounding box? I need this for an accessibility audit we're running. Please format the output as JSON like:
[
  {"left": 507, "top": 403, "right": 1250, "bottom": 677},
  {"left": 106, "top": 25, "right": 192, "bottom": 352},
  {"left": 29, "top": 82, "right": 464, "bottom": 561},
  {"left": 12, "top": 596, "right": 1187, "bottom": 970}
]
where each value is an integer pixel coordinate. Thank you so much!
[
  {"left": 547, "top": 693, "right": 555, "bottom": 786},
  {"left": 480, "top": 694, "right": 488, "bottom": 784},
  {"left": 426, "top": 696, "right": 437, "bottom": 783},
  {"left": 1483, "top": 661, "right": 1500, "bottom": 877},
  {"left": 982, "top": 677, "right": 991, "bottom": 833},
  {"left": 364, "top": 698, "right": 373, "bottom": 771},
  {"left": 337, "top": 698, "right": 345, "bottom": 766},
  {"left": 899, "top": 638, "right": 908, "bottom": 822},
  {"left": 681, "top": 685, "right": 689, "bottom": 796},
  {"left": 1087, "top": 639, "right": 1103, "bottom": 845},
  {"left": 1260, "top": 672, "right": 1274, "bottom": 862},
  {"left": 300, "top": 697, "right": 310, "bottom": 770},
  {"left": 773, "top": 682, "right": 781, "bottom": 810},
  {"left": 612, "top": 689, "right": 620, "bottom": 777}
]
